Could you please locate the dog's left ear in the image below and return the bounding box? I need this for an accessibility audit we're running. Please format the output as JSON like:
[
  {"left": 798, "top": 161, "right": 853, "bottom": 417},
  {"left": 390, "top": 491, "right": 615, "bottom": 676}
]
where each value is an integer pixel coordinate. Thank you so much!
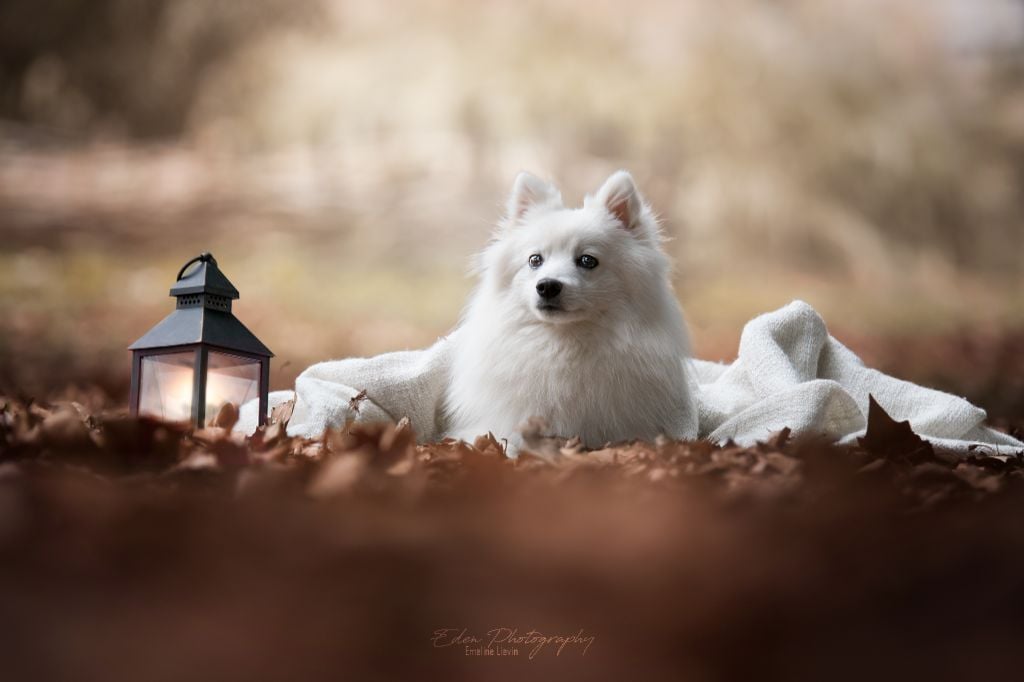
[
  {"left": 507, "top": 172, "right": 562, "bottom": 222},
  {"left": 594, "top": 170, "right": 644, "bottom": 231}
]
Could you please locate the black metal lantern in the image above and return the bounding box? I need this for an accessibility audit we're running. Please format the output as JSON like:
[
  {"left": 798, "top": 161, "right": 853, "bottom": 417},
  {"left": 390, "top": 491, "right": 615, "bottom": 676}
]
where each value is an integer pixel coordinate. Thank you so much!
[{"left": 129, "top": 253, "right": 272, "bottom": 427}]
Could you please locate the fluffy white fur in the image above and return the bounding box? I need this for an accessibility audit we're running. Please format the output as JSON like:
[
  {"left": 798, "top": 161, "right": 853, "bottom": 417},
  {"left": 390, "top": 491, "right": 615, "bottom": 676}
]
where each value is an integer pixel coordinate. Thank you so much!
[{"left": 443, "top": 170, "right": 698, "bottom": 452}]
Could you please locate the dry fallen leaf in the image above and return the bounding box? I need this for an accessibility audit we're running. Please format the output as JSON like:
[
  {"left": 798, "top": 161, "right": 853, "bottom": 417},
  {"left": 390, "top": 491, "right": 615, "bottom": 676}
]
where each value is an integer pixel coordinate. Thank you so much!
[
  {"left": 271, "top": 399, "right": 295, "bottom": 427},
  {"left": 38, "top": 407, "right": 95, "bottom": 450},
  {"left": 348, "top": 389, "right": 369, "bottom": 414},
  {"left": 308, "top": 453, "right": 367, "bottom": 498},
  {"left": 858, "top": 395, "right": 935, "bottom": 463},
  {"left": 211, "top": 402, "right": 239, "bottom": 430}
]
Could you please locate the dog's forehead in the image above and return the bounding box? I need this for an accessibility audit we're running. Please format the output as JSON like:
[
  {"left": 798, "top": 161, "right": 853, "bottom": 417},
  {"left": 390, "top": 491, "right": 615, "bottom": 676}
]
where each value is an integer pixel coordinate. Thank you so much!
[{"left": 521, "top": 207, "right": 615, "bottom": 250}]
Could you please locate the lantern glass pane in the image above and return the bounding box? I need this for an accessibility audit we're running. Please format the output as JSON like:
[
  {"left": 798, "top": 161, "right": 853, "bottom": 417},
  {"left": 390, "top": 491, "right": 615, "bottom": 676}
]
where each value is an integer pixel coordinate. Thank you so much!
[
  {"left": 206, "top": 351, "right": 261, "bottom": 423},
  {"left": 139, "top": 351, "right": 196, "bottom": 421}
]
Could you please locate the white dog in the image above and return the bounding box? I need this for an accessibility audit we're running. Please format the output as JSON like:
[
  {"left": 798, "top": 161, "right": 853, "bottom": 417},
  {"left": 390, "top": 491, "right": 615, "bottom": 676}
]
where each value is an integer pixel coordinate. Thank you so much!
[{"left": 443, "top": 170, "right": 698, "bottom": 452}]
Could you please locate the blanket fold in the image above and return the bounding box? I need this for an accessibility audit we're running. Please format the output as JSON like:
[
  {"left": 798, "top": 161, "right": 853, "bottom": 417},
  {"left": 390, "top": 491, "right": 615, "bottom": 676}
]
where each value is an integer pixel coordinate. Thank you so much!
[{"left": 237, "top": 301, "right": 1023, "bottom": 457}]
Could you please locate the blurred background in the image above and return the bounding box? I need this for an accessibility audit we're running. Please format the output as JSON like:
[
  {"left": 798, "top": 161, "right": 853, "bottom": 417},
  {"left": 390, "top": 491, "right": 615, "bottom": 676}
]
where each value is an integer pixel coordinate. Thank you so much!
[{"left": 1, "top": 0, "right": 1022, "bottom": 416}]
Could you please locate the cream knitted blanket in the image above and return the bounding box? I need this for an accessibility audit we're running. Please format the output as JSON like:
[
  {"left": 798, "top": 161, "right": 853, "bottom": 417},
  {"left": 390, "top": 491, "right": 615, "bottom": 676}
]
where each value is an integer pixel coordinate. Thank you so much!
[{"left": 237, "top": 301, "right": 1023, "bottom": 458}]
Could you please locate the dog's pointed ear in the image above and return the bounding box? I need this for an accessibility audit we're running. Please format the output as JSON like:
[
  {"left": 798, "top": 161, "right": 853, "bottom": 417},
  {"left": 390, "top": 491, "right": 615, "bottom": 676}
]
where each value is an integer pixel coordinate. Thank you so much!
[
  {"left": 507, "top": 172, "right": 561, "bottom": 221},
  {"left": 595, "top": 170, "right": 644, "bottom": 230}
]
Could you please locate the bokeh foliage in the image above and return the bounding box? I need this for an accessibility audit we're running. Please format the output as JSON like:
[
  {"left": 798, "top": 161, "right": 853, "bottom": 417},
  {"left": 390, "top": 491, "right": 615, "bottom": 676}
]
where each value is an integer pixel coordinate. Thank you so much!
[{"left": 1, "top": 0, "right": 1022, "bottom": 401}]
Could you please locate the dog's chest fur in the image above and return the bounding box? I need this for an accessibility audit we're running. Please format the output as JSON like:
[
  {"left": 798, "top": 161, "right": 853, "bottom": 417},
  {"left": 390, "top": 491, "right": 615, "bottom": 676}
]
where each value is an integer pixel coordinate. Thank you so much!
[{"left": 444, "top": 317, "right": 689, "bottom": 449}]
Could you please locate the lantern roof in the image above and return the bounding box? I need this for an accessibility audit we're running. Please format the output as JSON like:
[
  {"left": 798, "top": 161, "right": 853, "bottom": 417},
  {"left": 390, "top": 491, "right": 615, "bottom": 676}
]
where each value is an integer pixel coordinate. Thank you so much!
[
  {"left": 128, "top": 253, "right": 272, "bottom": 357},
  {"left": 128, "top": 307, "right": 272, "bottom": 356},
  {"left": 168, "top": 253, "right": 240, "bottom": 298}
]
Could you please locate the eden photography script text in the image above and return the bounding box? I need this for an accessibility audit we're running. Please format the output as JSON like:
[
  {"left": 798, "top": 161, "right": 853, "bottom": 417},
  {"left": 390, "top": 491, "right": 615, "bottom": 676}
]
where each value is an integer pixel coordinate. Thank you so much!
[{"left": 431, "top": 627, "right": 596, "bottom": 659}]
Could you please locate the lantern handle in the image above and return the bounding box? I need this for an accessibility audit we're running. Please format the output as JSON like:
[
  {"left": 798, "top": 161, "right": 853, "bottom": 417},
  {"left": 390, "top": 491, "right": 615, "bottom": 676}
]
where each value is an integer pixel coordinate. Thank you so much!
[{"left": 176, "top": 253, "right": 218, "bottom": 281}]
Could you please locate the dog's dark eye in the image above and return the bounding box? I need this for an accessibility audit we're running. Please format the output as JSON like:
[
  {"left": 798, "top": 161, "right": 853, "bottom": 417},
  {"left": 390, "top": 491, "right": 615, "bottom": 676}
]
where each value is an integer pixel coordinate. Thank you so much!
[
  {"left": 528, "top": 254, "right": 543, "bottom": 269},
  {"left": 577, "top": 254, "right": 599, "bottom": 269}
]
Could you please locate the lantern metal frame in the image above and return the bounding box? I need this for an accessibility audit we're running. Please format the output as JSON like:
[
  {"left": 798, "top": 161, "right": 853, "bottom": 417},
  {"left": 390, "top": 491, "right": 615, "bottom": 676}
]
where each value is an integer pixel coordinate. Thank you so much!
[{"left": 128, "top": 253, "right": 273, "bottom": 428}]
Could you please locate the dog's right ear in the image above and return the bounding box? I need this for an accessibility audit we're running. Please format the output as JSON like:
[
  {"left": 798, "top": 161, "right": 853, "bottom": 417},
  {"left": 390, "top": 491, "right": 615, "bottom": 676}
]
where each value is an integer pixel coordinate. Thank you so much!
[
  {"left": 506, "top": 172, "right": 561, "bottom": 222},
  {"left": 594, "top": 170, "right": 644, "bottom": 231}
]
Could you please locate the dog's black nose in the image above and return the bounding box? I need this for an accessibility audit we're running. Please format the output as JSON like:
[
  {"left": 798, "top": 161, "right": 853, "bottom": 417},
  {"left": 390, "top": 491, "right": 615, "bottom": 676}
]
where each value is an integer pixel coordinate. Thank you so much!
[{"left": 536, "top": 278, "right": 562, "bottom": 300}]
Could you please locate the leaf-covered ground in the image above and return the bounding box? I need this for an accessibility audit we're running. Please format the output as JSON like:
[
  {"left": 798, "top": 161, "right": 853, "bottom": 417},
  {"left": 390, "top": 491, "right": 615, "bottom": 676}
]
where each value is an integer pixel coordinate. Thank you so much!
[{"left": 1, "top": 395, "right": 1024, "bottom": 682}]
